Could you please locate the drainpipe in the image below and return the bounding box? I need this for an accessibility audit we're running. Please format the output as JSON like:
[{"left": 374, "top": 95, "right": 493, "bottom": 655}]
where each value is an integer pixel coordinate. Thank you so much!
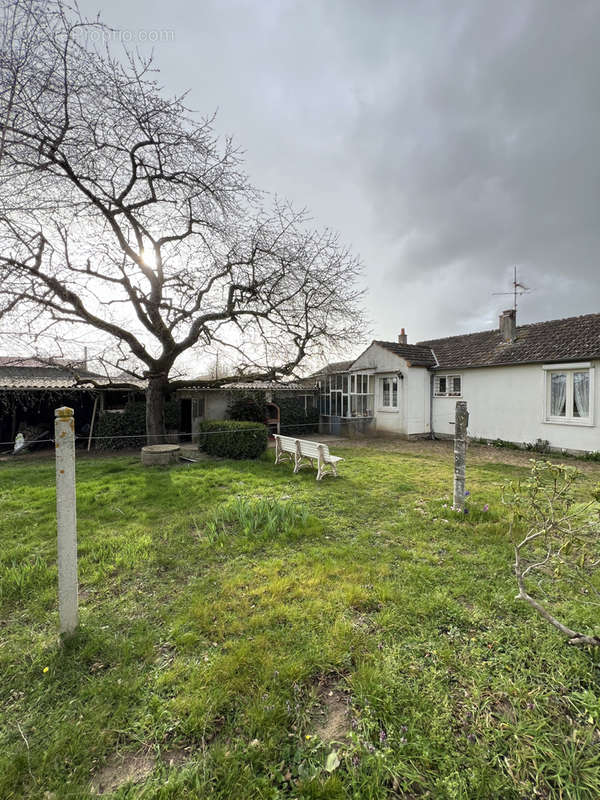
[{"left": 429, "top": 372, "right": 435, "bottom": 440}]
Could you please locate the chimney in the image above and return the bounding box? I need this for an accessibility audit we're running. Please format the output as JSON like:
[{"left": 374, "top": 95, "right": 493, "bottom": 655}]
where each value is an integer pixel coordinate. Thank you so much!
[
  {"left": 397, "top": 328, "right": 407, "bottom": 345},
  {"left": 499, "top": 309, "right": 516, "bottom": 342}
]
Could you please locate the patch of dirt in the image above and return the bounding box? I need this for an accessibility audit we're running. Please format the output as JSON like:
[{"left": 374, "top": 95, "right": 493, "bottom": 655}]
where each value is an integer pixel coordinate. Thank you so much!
[
  {"left": 90, "top": 746, "right": 194, "bottom": 795},
  {"left": 90, "top": 751, "right": 155, "bottom": 795},
  {"left": 351, "top": 613, "right": 378, "bottom": 632},
  {"left": 161, "top": 747, "right": 190, "bottom": 768},
  {"left": 312, "top": 679, "right": 353, "bottom": 744},
  {"left": 491, "top": 695, "right": 517, "bottom": 724}
]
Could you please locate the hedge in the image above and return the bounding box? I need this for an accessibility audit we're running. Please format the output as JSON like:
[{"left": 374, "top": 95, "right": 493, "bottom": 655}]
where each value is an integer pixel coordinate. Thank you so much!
[
  {"left": 226, "top": 394, "right": 266, "bottom": 423},
  {"left": 197, "top": 420, "right": 268, "bottom": 459},
  {"left": 95, "top": 399, "right": 178, "bottom": 449},
  {"left": 274, "top": 394, "right": 319, "bottom": 436}
]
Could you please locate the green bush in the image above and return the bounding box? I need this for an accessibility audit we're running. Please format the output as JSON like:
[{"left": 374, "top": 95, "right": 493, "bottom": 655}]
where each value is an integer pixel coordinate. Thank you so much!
[
  {"left": 227, "top": 394, "right": 266, "bottom": 423},
  {"left": 96, "top": 403, "right": 146, "bottom": 449},
  {"left": 197, "top": 420, "right": 268, "bottom": 459},
  {"left": 96, "top": 398, "right": 178, "bottom": 449},
  {"left": 274, "top": 394, "right": 319, "bottom": 436}
]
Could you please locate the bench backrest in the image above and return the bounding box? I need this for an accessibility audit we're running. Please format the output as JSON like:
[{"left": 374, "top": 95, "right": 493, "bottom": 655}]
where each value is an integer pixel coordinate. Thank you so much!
[{"left": 276, "top": 435, "right": 330, "bottom": 460}]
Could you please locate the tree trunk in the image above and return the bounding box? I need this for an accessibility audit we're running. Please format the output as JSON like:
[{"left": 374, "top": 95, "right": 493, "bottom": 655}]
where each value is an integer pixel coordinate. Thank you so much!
[{"left": 146, "top": 373, "right": 168, "bottom": 445}]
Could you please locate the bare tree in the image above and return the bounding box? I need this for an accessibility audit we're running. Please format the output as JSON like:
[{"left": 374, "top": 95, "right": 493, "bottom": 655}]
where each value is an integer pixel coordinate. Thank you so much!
[
  {"left": 505, "top": 461, "right": 600, "bottom": 647},
  {"left": 0, "top": 0, "right": 365, "bottom": 441}
]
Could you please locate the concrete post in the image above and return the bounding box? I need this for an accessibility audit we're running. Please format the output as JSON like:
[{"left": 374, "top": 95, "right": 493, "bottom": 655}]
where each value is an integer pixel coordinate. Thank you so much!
[
  {"left": 453, "top": 401, "right": 469, "bottom": 512},
  {"left": 55, "top": 406, "right": 78, "bottom": 636}
]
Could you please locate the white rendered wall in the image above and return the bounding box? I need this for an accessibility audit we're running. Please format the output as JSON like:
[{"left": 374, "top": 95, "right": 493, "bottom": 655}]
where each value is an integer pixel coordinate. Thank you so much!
[
  {"left": 432, "top": 362, "right": 600, "bottom": 452},
  {"left": 350, "top": 344, "right": 430, "bottom": 436},
  {"left": 405, "top": 367, "right": 430, "bottom": 436},
  {"left": 352, "top": 343, "right": 406, "bottom": 434}
]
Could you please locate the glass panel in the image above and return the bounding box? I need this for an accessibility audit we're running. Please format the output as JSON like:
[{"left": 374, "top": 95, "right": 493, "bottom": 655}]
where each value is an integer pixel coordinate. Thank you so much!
[
  {"left": 392, "top": 378, "right": 398, "bottom": 407},
  {"left": 573, "top": 371, "right": 590, "bottom": 417},
  {"left": 350, "top": 375, "right": 355, "bottom": 393},
  {"left": 382, "top": 378, "right": 390, "bottom": 406},
  {"left": 550, "top": 373, "right": 567, "bottom": 416},
  {"left": 342, "top": 395, "right": 348, "bottom": 417},
  {"left": 438, "top": 377, "right": 446, "bottom": 395}
]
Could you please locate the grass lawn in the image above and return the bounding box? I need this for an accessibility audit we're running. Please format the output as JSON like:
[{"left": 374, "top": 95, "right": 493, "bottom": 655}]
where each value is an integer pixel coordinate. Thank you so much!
[{"left": 1, "top": 442, "right": 600, "bottom": 799}]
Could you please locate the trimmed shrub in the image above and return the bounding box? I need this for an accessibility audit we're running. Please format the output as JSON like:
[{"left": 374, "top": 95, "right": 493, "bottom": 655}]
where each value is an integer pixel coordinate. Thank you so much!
[{"left": 197, "top": 420, "right": 268, "bottom": 459}]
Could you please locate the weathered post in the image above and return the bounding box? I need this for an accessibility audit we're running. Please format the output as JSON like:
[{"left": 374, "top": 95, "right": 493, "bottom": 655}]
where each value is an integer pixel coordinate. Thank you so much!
[
  {"left": 55, "top": 407, "right": 78, "bottom": 636},
  {"left": 453, "top": 401, "right": 469, "bottom": 512}
]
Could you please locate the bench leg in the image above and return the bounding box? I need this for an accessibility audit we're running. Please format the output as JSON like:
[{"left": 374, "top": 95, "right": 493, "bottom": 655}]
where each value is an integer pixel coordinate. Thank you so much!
[
  {"left": 294, "top": 454, "right": 313, "bottom": 473},
  {"left": 316, "top": 459, "right": 338, "bottom": 481}
]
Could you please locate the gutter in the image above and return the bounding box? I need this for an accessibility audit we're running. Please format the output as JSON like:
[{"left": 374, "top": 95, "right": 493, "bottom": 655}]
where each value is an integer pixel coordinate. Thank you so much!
[
  {"left": 429, "top": 372, "right": 435, "bottom": 440},
  {"left": 429, "top": 348, "right": 439, "bottom": 440}
]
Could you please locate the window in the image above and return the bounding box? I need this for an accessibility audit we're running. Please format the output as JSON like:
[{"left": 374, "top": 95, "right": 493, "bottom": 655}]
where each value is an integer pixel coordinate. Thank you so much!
[
  {"left": 380, "top": 377, "right": 399, "bottom": 409},
  {"left": 191, "top": 397, "right": 205, "bottom": 419},
  {"left": 298, "top": 394, "right": 315, "bottom": 412},
  {"left": 319, "top": 372, "right": 374, "bottom": 418},
  {"left": 103, "top": 390, "right": 131, "bottom": 412},
  {"left": 545, "top": 366, "right": 593, "bottom": 423},
  {"left": 435, "top": 374, "right": 462, "bottom": 397}
]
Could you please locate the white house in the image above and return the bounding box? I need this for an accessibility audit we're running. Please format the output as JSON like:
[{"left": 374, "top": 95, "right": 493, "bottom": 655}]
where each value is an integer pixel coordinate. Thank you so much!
[{"left": 316, "top": 310, "right": 600, "bottom": 454}]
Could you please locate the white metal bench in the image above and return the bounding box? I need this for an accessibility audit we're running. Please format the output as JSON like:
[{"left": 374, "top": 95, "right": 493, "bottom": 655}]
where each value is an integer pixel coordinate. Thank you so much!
[{"left": 273, "top": 434, "right": 343, "bottom": 481}]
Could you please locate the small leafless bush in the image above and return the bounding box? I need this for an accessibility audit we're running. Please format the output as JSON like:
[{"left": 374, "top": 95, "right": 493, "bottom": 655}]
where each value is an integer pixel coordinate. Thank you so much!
[{"left": 504, "top": 460, "right": 600, "bottom": 647}]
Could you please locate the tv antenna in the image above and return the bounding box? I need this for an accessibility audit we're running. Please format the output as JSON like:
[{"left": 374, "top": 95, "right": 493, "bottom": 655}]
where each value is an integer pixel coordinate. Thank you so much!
[{"left": 492, "top": 266, "right": 532, "bottom": 312}]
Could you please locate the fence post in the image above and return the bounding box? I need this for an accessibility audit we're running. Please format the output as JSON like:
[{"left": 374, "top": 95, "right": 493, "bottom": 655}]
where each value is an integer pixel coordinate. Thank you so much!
[
  {"left": 55, "top": 406, "right": 78, "bottom": 636},
  {"left": 453, "top": 401, "right": 469, "bottom": 512}
]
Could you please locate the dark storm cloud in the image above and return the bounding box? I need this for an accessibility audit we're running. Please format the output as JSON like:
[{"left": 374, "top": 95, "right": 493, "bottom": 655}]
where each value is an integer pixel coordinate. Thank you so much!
[{"left": 76, "top": 0, "right": 600, "bottom": 345}]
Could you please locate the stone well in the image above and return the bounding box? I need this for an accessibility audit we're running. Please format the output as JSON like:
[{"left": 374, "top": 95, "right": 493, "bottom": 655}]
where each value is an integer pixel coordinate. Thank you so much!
[{"left": 140, "top": 444, "right": 181, "bottom": 466}]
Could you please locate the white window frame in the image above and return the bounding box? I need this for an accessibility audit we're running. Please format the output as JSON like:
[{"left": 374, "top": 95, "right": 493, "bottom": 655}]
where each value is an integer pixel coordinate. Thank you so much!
[
  {"left": 543, "top": 363, "right": 594, "bottom": 426},
  {"left": 379, "top": 376, "right": 399, "bottom": 411},
  {"left": 434, "top": 374, "right": 462, "bottom": 397},
  {"left": 349, "top": 372, "right": 374, "bottom": 417}
]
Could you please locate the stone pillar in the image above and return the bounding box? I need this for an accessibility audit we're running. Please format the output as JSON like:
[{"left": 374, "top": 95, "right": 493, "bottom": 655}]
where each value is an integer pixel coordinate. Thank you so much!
[
  {"left": 55, "top": 407, "right": 78, "bottom": 636},
  {"left": 453, "top": 401, "right": 469, "bottom": 511}
]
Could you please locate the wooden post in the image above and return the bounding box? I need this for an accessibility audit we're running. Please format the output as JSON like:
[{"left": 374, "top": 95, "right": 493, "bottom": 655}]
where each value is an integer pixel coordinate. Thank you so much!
[
  {"left": 87, "top": 395, "right": 98, "bottom": 452},
  {"left": 453, "top": 401, "right": 469, "bottom": 511},
  {"left": 55, "top": 406, "right": 78, "bottom": 636}
]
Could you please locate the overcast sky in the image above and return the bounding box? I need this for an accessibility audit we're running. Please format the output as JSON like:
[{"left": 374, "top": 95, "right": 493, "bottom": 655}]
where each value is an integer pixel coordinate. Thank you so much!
[{"left": 76, "top": 0, "right": 600, "bottom": 352}]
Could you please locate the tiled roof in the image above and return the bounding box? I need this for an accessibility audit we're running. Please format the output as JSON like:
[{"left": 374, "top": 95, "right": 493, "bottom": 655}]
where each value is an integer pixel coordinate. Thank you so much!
[
  {"left": 372, "top": 341, "right": 437, "bottom": 367},
  {"left": 310, "top": 360, "right": 355, "bottom": 377},
  {"left": 0, "top": 359, "right": 135, "bottom": 390},
  {"left": 181, "top": 380, "right": 316, "bottom": 391},
  {"left": 0, "top": 356, "right": 86, "bottom": 368},
  {"left": 419, "top": 312, "right": 600, "bottom": 370}
]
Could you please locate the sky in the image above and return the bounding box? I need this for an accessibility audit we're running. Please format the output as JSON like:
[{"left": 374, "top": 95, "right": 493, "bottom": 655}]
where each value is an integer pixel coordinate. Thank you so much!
[{"left": 75, "top": 0, "right": 600, "bottom": 353}]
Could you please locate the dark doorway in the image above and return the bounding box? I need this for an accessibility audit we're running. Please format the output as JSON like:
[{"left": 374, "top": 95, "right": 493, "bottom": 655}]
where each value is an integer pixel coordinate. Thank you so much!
[{"left": 179, "top": 398, "right": 192, "bottom": 441}]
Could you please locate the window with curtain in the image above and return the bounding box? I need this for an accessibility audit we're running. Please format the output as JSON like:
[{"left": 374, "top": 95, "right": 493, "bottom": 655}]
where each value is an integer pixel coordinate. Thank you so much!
[{"left": 546, "top": 368, "right": 592, "bottom": 422}]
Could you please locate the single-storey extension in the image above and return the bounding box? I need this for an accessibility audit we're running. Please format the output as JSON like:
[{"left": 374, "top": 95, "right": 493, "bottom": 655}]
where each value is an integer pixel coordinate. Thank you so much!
[
  {"left": 315, "top": 310, "right": 600, "bottom": 454},
  {"left": 0, "top": 358, "right": 318, "bottom": 448},
  {"left": 176, "top": 380, "right": 317, "bottom": 438},
  {"left": 0, "top": 357, "right": 142, "bottom": 447}
]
